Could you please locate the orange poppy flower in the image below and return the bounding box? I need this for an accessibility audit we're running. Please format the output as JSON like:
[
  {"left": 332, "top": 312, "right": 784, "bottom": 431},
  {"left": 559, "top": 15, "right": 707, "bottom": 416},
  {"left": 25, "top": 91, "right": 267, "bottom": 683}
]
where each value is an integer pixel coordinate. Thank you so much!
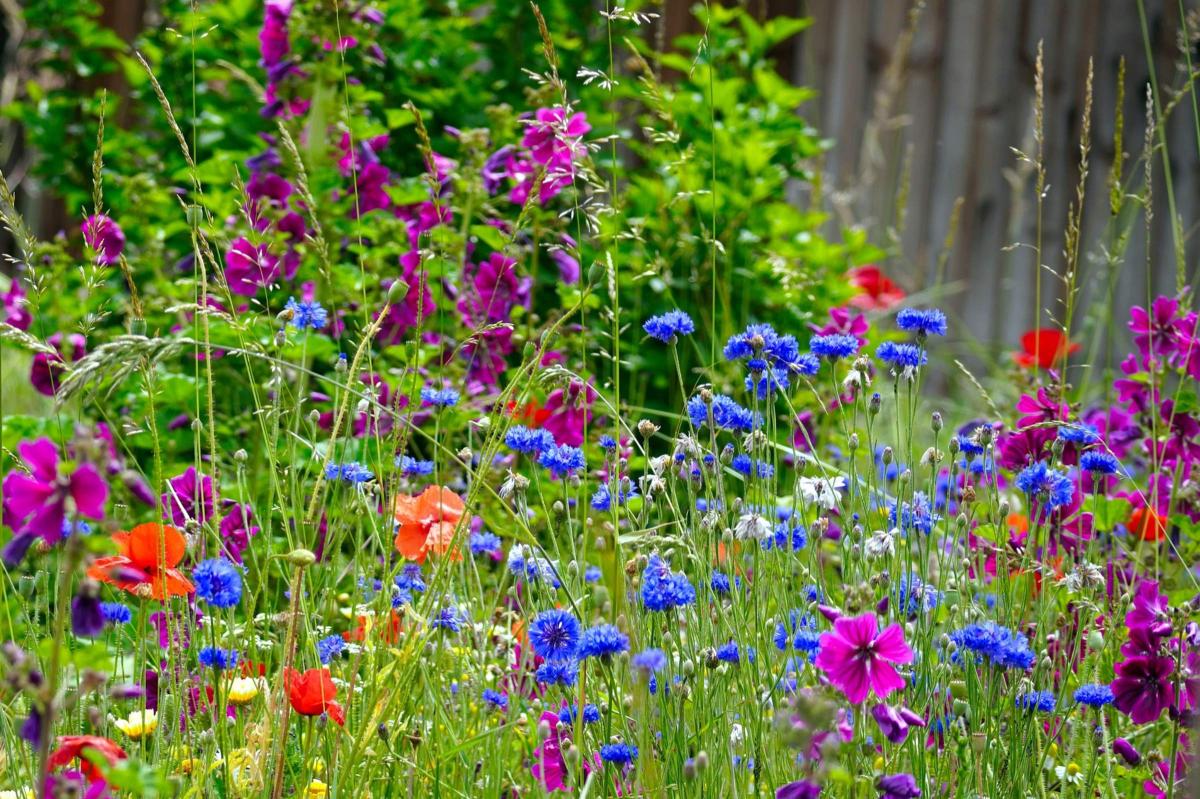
[
  {"left": 284, "top": 667, "right": 345, "bottom": 725},
  {"left": 1128, "top": 506, "right": 1166, "bottom": 542},
  {"left": 1012, "top": 328, "right": 1081, "bottom": 370},
  {"left": 49, "top": 735, "right": 127, "bottom": 782},
  {"left": 848, "top": 265, "right": 906, "bottom": 311},
  {"left": 87, "top": 522, "right": 194, "bottom": 600},
  {"left": 394, "top": 485, "right": 466, "bottom": 562},
  {"left": 1007, "top": 512, "right": 1029, "bottom": 536},
  {"left": 507, "top": 400, "right": 552, "bottom": 427}
]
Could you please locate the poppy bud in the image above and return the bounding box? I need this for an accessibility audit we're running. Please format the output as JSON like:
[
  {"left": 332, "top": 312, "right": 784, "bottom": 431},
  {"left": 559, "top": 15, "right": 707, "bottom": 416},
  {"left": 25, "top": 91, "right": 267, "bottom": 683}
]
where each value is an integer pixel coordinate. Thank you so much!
[
  {"left": 387, "top": 279, "right": 411, "bottom": 305},
  {"left": 285, "top": 549, "right": 317, "bottom": 567}
]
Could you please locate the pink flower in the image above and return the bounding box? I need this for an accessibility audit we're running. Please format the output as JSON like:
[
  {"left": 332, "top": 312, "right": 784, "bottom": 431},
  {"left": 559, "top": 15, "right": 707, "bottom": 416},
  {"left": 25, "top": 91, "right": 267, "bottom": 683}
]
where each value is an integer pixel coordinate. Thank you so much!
[
  {"left": 815, "top": 613, "right": 912, "bottom": 704},
  {"left": 30, "top": 332, "right": 86, "bottom": 396},
  {"left": 530, "top": 711, "right": 569, "bottom": 792},
  {"left": 375, "top": 251, "right": 435, "bottom": 345},
  {"left": 81, "top": 214, "right": 125, "bottom": 266},
  {"left": 1, "top": 277, "right": 31, "bottom": 330},
  {"left": 224, "top": 237, "right": 280, "bottom": 296}
]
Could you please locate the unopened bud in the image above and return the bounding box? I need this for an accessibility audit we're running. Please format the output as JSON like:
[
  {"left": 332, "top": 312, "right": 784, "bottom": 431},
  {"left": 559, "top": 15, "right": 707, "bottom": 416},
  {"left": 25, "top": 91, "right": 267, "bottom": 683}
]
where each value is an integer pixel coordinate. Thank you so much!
[
  {"left": 387, "top": 280, "right": 411, "bottom": 305},
  {"left": 285, "top": 549, "right": 317, "bottom": 567}
]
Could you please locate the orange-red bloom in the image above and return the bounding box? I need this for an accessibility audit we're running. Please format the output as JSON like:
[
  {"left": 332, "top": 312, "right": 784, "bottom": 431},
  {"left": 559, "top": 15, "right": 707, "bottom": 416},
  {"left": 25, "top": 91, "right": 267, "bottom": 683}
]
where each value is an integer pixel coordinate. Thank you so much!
[
  {"left": 1128, "top": 506, "right": 1167, "bottom": 542},
  {"left": 394, "top": 485, "right": 466, "bottom": 562},
  {"left": 1012, "top": 328, "right": 1081, "bottom": 370},
  {"left": 87, "top": 522, "right": 194, "bottom": 599},
  {"left": 848, "top": 265, "right": 906, "bottom": 311},
  {"left": 284, "top": 667, "right": 345, "bottom": 725},
  {"left": 49, "top": 735, "right": 127, "bottom": 782},
  {"left": 507, "top": 400, "right": 552, "bottom": 427}
]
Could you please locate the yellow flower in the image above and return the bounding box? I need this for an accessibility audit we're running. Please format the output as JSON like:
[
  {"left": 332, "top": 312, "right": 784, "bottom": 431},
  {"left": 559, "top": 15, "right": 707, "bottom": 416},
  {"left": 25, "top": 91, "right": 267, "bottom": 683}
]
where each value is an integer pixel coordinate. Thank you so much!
[
  {"left": 229, "top": 676, "right": 263, "bottom": 705},
  {"left": 114, "top": 709, "right": 158, "bottom": 739},
  {"left": 307, "top": 780, "right": 329, "bottom": 798}
]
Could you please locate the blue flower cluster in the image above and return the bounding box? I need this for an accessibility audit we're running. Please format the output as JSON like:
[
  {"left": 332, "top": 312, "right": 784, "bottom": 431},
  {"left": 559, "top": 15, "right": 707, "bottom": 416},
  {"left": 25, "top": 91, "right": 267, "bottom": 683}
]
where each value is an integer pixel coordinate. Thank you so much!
[
  {"left": 686, "top": 393, "right": 757, "bottom": 431},
  {"left": 396, "top": 455, "right": 435, "bottom": 476},
  {"left": 724, "top": 323, "right": 801, "bottom": 368},
  {"left": 578, "top": 623, "right": 629, "bottom": 659},
  {"left": 773, "top": 611, "right": 821, "bottom": 660},
  {"left": 763, "top": 522, "right": 806, "bottom": 552},
  {"left": 420, "top": 387, "right": 460, "bottom": 407},
  {"left": 896, "top": 573, "right": 942, "bottom": 616},
  {"left": 507, "top": 546, "right": 562, "bottom": 588},
  {"left": 1057, "top": 423, "right": 1099, "bottom": 444},
  {"left": 642, "top": 554, "right": 697, "bottom": 612},
  {"left": 1015, "top": 690, "right": 1056, "bottom": 712},
  {"left": 1080, "top": 450, "right": 1121, "bottom": 475},
  {"left": 538, "top": 444, "right": 585, "bottom": 478},
  {"left": 642, "top": 309, "right": 695, "bottom": 342},
  {"left": 876, "top": 341, "right": 927, "bottom": 372},
  {"left": 193, "top": 558, "right": 243, "bottom": 608},
  {"left": 1074, "top": 684, "right": 1114, "bottom": 707},
  {"left": 505, "top": 425, "right": 556, "bottom": 454},
  {"left": 590, "top": 481, "right": 638, "bottom": 511},
  {"left": 631, "top": 648, "right": 668, "bottom": 673},
  {"left": 528, "top": 609, "right": 581, "bottom": 660},
  {"left": 285, "top": 297, "right": 328, "bottom": 330},
  {"left": 599, "top": 743, "right": 638, "bottom": 764},
  {"left": 433, "top": 606, "right": 465, "bottom": 632},
  {"left": 317, "top": 634, "right": 346, "bottom": 664},
  {"left": 536, "top": 659, "right": 578, "bottom": 687},
  {"left": 101, "top": 602, "right": 132, "bottom": 625},
  {"left": 469, "top": 531, "right": 502, "bottom": 557},
  {"left": 482, "top": 688, "right": 508, "bottom": 711},
  {"left": 889, "top": 491, "right": 939, "bottom": 534},
  {"left": 896, "top": 307, "right": 947, "bottom": 337},
  {"left": 325, "top": 461, "right": 375, "bottom": 484},
  {"left": 731, "top": 454, "right": 774, "bottom": 479},
  {"left": 1015, "top": 461, "right": 1074, "bottom": 509},
  {"left": 558, "top": 702, "right": 601, "bottom": 724},
  {"left": 198, "top": 646, "right": 239, "bottom": 671},
  {"left": 949, "top": 621, "right": 1036, "bottom": 670},
  {"left": 810, "top": 334, "right": 860, "bottom": 360},
  {"left": 394, "top": 564, "right": 427, "bottom": 607}
]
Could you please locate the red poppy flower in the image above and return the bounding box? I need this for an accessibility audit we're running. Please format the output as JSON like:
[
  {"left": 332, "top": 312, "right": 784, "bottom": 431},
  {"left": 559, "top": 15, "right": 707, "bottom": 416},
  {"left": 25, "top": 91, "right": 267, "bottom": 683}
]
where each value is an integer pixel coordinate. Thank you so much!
[
  {"left": 1128, "top": 506, "right": 1167, "bottom": 542},
  {"left": 1012, "top": 328, "right": 1081, "bottom": 370},
  {"left": 86, "top": 523, "right": 194, "bottom": 600},
  {"left": 394, "top": 485, "right": 466, "bottom": 562},
  {"left": 848, "top": 265, "right": 906, "bottom": 311},
  {"left": 507, "top": 400, "right": 552, "bottom": 427},
  {"left": 49, "top": 735, "right": 127, "bottom": 782},
  {"left": 284, "top": 667, "right": 345, "bottom": 725}
]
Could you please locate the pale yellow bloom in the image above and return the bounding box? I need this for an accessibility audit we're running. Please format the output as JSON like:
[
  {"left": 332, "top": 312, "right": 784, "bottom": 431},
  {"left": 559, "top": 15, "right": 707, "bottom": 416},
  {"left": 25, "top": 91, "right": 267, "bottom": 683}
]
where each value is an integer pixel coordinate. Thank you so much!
[
  {"left": 307, "top": 780, "right": 329, "bottom": 798},
  {"left": 114, "top": 709, "right": 158, "bottom": 739},
  {"left": 229, "top": 676, "right": 263, "bottom": 705}
]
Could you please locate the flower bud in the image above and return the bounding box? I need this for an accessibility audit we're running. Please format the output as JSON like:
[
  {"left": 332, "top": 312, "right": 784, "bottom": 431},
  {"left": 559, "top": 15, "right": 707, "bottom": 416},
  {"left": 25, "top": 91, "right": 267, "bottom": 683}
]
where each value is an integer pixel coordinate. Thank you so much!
[{"left": 387, "top": 279, "right": 411, "bottom": 305}]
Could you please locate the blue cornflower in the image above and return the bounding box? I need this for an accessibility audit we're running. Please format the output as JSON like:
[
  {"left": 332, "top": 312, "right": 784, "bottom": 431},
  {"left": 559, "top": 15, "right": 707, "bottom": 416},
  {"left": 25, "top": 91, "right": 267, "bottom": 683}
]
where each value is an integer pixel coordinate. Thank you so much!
[
  {"left": 774, "top": 612, "right": 821, "bottom": 659},
  {"left": 1074, "top": 684, "right": 1114, "bottom": 707},
  {"left": 285, "top": 297, "right": 328, "bottom": 331},
  {"left": 538, "top": 444, "right": 585, "bottom": 478},
  {"left": 396, "top": 455, "right": 435, "bottom": 476},
  {"left": 763, "top": 521, "right": 806, "bottom": 552},
  {"left": 1015, "top": 462, "right": 1074, "bottom": 510},
  {"left": 949, "top": 621, "right": 1035, "bottom": 670},
  {"left": 643, "top": 310, "right": 695, "bottom": 342},
  {"left": 394, "top": 564, "right": 427, "bottom": 607},
  {"left": 631, "top": 648, "right": 668, "bottom": 673},
  {"left": 1080, "top": 451, "right": 1120, "bottom": 475},
  {"left": 198, "top": 646, "right": 239, "bottom": 671},
  {"left": 528, "top": 609, "right": 581, "bottom": 660},
  {"left": 896, "top": 573, "right": 941, "bottom": 616},
  {"left": 535, "top": 659, "right": 578, "bottom": 687},
  {"left": 481, "top": 688, "right": 508, "bottom": 711},
  {"left": 876, "top": 341, "right": 928, "bottom": 375},
  {"left": 584, "top": 565, "right": 602, "bottom": 583},
  {"left": 686, "top": 393, "right": 757, "bottom": 432},
  {"left": 420, "top": 387, "right": 460, "bottom": 407},
  {"left": 598, "top": 435, "right": 618, "bottom": 450},
  {"left": 591, "top": 481, "right": 637, "bottom": 512},
  {"left": 101, "top": 602, "right": 132, "bottom": 625},
  {"left": 724, "top": 323, "right": 801, "bottom": 370},
  {"left": 507, "top": 547, "right": 563, "bottom": 588},
  {"left": 1016, "top": 690, "right": 1056, "bottom": 712},
  {"left": 505, "top": 425, "right": 556, "bottom": 454},
  {"left": 715, "top": 640, "right": 748, "bottom": 664},
  {"left": 744, "top": 367, "right": 790, "bottom": 398},
  {"left": 432, "top": 606, "right": 465, "bottom": 632},
  {"left": 577, "top": 624, "right": 629, "bottom": 660},
  {"left": 558, "top": 703, "right": 601, "bottom": 724},
  {"left": 599, "top": 743, "right": 638, "bottom": 764},
  {"left": 193, "top": 558, "right": 243, "bottom": 608},
  {"left": 889, "top": 491, "right": 939, "bottom": 534},
  {"left": 1058, "top": 423, "right": 1099, "bottom": 444},
  {"left": 61, "top": 519, "right": 92, "bottom": 537},
  {"left": 809, "top": 334, "right": 860, "bottom": 360},
  {"left": 731, "top": 454, "right": 774, "bottom": 479},
  {"left": 317, "top": 634, "right": 346, "bottom": 665},
  {"left": 791, "top": 353, "right": 820, "bottom": 376},
  {"left": 896, "top": 307, "right": 948, "bottom": 337},
  {"left": 641, "top": 555, "right": 696, "bottom": 612},
  {"left": 469, "top": 531, "right": 502, "bottom": 557},
  {"left": 710, "top": 571, "right": 732, "bottom": 595},
  {"left": 325, "top": 462, "right": 375, "bottom": 484}
]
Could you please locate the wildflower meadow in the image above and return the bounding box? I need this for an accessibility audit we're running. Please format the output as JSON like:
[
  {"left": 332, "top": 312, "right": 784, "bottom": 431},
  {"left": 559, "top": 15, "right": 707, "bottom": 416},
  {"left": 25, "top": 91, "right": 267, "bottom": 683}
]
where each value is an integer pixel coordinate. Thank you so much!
[{"left": 0, "top": 2, "right": 1198, "bottom": 798}]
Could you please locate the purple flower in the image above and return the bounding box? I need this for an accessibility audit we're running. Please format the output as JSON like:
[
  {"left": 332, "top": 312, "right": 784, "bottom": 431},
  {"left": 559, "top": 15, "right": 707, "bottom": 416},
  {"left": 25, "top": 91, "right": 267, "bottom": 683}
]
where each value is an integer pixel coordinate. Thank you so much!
[
  {"left": 2, "top": 437, "right": 107, "bottom": 566},
  {"left": 260, "top": 0, "right": 293, "bottom": 67},
  {"left": 376, "top": 251, "right": 435, "bottom": 345},
  {"left": 877, "top": 773, "right": 921, "bottom": 799},
  {"left": 162, "top": 466, "right": 215, "bottom": 527},
  {"left": 1111, "top": 654, "right": 1175, "bottom": 724},
  {"left": 30, "top": 332, "right": 86, "bottom": 396},
  {"left": 81, "top": 214, "right": 125, "bottom": 265},
  {"left": 1112, "top": 737, "right": 1142, "bottom": 766},
  {"left": 1, "top": 277, "right": 31, "bottom": 330},
  {"left": 1129, "top": 296, "right": 1189, "bottom": 361},
  {"left": 224, "top": 237, "right": 281, "bottom": 296},
  {"left": 1123, "top": 580, "right": 1173, "bottom": 655},
  {"left": 71, "top": 581, "right": 105, "bottom": 637},
  {"left": 219, "top": 502, "right": 259, "bottom": 563},
  {"left": 870, "top": 703, "right": 926, "bottom": 744},
  {"left": 776, "top": 781, "right": 821, "bottom": 799}
]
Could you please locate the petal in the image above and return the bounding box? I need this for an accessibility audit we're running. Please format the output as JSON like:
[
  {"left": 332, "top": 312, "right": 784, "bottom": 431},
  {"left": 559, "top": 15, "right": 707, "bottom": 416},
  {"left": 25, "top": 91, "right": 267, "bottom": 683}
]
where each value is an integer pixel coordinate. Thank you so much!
[
  {"left": 17, "top": 437, "right": 59, "bottom": 482},
  {"left": 128, "top": 523, "right": 187, "bottom": 570},
  {"left": 833, "top": 613, "right": 878, "bottom": 646},
  {"left": 393, "top": 522, "right": 428, "bottom": 561},
  {"left": 831, "top": 661, "right": 870, "bottom": 704},
  {"left": 2, "top": 471, "right": 55, "bottom": 522},
  {"left": 873, "top": 623, "right": 914, "bottom": 663},
  {"left": 69, "top": 465, "right": 108, "bottom": 519},
  {"left": 869, "top": 660, "right": 906, "bottom": 700}
]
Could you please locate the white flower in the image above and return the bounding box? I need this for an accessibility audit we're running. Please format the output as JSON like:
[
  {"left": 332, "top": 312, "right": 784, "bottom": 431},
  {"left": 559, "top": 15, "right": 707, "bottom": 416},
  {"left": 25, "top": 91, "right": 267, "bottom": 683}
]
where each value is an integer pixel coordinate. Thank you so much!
[
  {"left": 734, "top": 513, "right": 773, "bottom": 541},
  {"left": 729, "top": 722, "right": 745, "bottom": 747},
  {"left": 797, "top": 475, "right": 847, "bottom": 512},
  {"left": 865, "top": 528, "right": 898, "bottom": 559}
]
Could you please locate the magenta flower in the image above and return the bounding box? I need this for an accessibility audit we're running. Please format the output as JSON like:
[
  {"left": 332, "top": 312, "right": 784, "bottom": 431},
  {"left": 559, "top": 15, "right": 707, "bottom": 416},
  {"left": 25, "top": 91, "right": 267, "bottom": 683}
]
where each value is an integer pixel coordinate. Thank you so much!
[
  {"left": 30, "top": 332, "right": 86, "bottom": 396},
  {"left": 259, "top": 0, "right": 293, "bottom": 67},
  {"left": 877, "top": 773, "right": 921, "bottom": 799},
  {"left": 1, "top": 278, "right": 31, "bottom": 330},
  {"left": 523, "top": 108, "right": 590, "bottom": 166},
  {"left": 219, "top": 503, "right": 259, "bottom": 563},
  {"left": 81, "top": 214, "right": 125, "bottom": 265},
  {"left": 542, "top": 380, "right": 595, "bottom": 448},
  {"left": 376, "top": 251, "right": 435, "bottom": 345},
  {"left": 530, "top": 710, "right": 568, "bottom": 792},
  {"left": 776, "top": 781, "right": 820, "bottom": 799},
  {"left": 1, "top": 437, "right": 107, "bottom": 565},
  {"left": 1129, "top": 296, "right": 1189, "bottom": 361},
  {"left": 1111, "top": 654, "right": 1175, "bottom": 724},
  {"left": 815, "top": 612, "right": 912, "bottom": 704},
  {"left": 870, "top": 703, "right": 926, "bottom": 744},
  {"left": 162, "top": 466, "right": 215, "bottom": 527},
  {"left": 224, "top": 237, "right": 281, "bottom": 296}
]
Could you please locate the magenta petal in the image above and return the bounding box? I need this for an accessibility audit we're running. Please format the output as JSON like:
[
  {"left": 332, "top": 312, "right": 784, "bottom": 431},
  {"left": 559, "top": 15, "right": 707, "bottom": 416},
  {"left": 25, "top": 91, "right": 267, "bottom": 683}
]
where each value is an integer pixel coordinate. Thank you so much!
[
  {"left": 831, "top": 660, "right": 870, "bottom": 704},
  {"left": 26, "top": 499, "right": 65, "bottom": 543},
  {"left": 873, "top": 623, "right": 915, "bottom": 663},
  {"left": 833, "top": 613, "right": 878, "bottom": 647},
  {"left": 69, "top": 465, "right": 108, "bottom": 519},
  {"left": 2, "top": 471, "right": 55, "bottom": 522},
  {"left": 869, "top": 660, "right": 906, "bottom": 700},
  {"left": 18, "top": 437, "right": 59, "bottom": 482}
]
